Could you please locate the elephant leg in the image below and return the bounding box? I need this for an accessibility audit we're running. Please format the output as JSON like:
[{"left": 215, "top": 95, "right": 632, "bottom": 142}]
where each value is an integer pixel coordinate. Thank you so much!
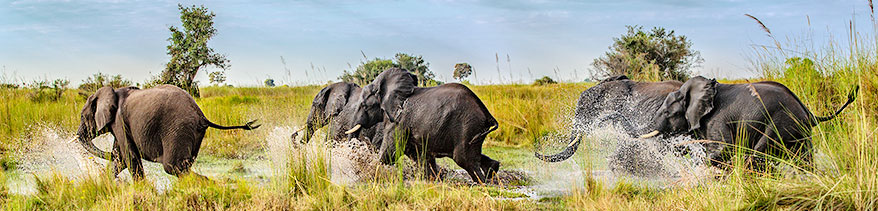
[
  {"left": 479, "top": 154, "right": 500, "bottom": 182},
  {"left": 162, "top": 136, "right": 201, "bottom": 177},
  {"left": 750, "top": 128, "right": 777, "bottom": 172},
  {"left": 405, "top": 144, "right": 441, "bottom": 180},
  {"left": 113, "top": 127, "right": 145, "bottom": 180},
  {"left": 378, "top": 123, "right": 400, "bottom": 165},
  {"left": 121, "top": 146, "right": 145, "bottom": 180},
  {"left": 452, "top": 146, "right": 488, "bottom": 183},
  {"left": 106, "top": 144, "right": 126, "bottom": 178},
  {"left": 789, "top": 138, "right": 814, "bottom": 168}
]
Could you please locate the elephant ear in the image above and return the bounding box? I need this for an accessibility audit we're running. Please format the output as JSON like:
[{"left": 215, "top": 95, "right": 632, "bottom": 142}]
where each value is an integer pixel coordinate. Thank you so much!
[
  {"left": 327, "top": 83, "right": 356, "bottom": 117},
  {"left": 681, "top": 76, "right": 717, "bottom": 132},
  {"left": 92, "top": 86, "right": 118, "bottom": 130},
  {"left": 378, "top": 68, "right": 418, "bottom": 122}
]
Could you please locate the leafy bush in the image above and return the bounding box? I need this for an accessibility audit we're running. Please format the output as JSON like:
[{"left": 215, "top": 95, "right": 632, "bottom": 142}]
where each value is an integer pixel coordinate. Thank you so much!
[
  {"left": 0, "top": 84, "right": 19, "bottom": 89},
  {"left": 592, "top": 25, "right": 702, "bottom": 81},
  {"left": 264, "top": 78, "right": 275, "bottom": 87},
  {"left": 532, "top": 76, "right": 557, "bottom": 86},
  {"left": 27, "top": 79, "right": 68, "bottom": 102},
  {"left": 453, "top": 63, "right": 473, "bottom": 81},
  {"left": 340, "top": 53, "right": 442, "bottom": 86},
  {"left": 78, "top": 72, "right": 132, "bottom": 93}
]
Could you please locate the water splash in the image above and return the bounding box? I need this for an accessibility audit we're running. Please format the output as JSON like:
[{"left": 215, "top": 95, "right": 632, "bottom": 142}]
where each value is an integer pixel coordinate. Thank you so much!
[
  {"left": 271, "top": 126, "right": 388, "bottom": 185},
  {"left": 5, "top": 126, "right": 173, "bottom": 194},
  {"left": 530, "top": 97, "right": 715, "bottom": 195}
]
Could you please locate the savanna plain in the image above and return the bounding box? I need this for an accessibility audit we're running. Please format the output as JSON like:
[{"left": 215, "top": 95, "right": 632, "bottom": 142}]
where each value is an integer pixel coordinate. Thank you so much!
[{"left": 1, "top": 23, "right": 878, "bottom": 211}]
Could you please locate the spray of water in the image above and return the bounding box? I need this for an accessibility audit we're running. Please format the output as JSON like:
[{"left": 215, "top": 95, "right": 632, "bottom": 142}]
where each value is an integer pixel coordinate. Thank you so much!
[
  {"left": 530, "top": 94, "right": 717, "bottom": 195},
  {"left": 6, "top": 126, "right": 174, "bottom": 194}
]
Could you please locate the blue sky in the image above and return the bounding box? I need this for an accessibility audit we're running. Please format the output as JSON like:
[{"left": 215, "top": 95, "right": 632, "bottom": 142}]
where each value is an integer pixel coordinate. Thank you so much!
[{"left": 0, "top": 0, "right": 871, "bottom": 86}]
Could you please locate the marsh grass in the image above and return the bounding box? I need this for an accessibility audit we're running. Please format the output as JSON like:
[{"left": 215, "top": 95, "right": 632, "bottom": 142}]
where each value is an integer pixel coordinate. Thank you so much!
[
  {"left": 564, "top": 13, "right": 878, "bottom": 211},
  {"left": 1, "top": 14, "right": 877, "bottom": 209}
]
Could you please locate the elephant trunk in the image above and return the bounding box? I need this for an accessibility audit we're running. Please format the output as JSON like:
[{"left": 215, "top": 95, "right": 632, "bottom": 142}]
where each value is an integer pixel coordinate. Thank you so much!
[
  {"left": 535, "top": 131, "right": 583, "bottom": 162},
  {"left": 75, "top": 135, "right": 112, "bottom": 160}
]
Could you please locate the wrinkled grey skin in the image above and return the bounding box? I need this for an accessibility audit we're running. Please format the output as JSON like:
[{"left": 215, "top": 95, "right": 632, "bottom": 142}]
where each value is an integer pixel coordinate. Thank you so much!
[
  {"left": 535, "top": 75, "right": 683, "bottom": 162},
  {"left": 76, "top": 85, "right": 260, "bottom": 180},
  {"left": 348, "top": 68, "right": 500, "bottom": 183},
  {"left": 292, "top": 82, "right": 383, "bottom": 148},
  {"left": 647, "top": 76, "right": 857, "bottom": 168}
]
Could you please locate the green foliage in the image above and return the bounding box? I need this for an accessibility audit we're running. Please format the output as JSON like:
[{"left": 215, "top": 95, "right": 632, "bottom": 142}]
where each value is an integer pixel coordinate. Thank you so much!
[
  {"left": 592, "top": 25, "right": 702, "bottom": 81},
  {"left": 27, "top": 79, "right": 69, "bottom": 102},
  {"left": 78, "top": 72, "right": 132, "bottom": 93},
  {"left": 339, "top": 53, "right": 441, "bottom": 86},
  {"left": 160, "top": 4, "right": 229, "bottom": 97},
  {"left": 339, "top": 58, "right": 394, "bottom": 86},
  {"left": 263, "top": 78, "right": 275, "bottom": 87},
  {"left": 453, "top": 63, "right": 473, "bottom": 81},
  {"left": 208, "top": 71, "right": 227, "bottom": 85},
  {"left": 532, "top": 76, "right": 558, "bottom": 86},
  {"left": 0, "top": 84, "right": 18, "bottom": 89},
  {"left": 393, "top": 53, "right": 440, "bottom": 86}
]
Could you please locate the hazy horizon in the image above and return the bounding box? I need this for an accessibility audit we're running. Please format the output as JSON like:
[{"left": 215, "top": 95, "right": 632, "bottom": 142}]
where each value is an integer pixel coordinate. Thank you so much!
[{"left": 0, "top": 0, "right": 872, "bottom": 86}]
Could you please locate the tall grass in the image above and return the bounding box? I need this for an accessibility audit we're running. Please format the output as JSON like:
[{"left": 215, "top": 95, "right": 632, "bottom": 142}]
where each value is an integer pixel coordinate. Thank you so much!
[
  {"left": 0, "top": 83, "right": 579, "bottom": 209},
  {"left": 2, "top": 12, "right": 877, "bottom": 209},
  {"left": 563, "top": 13, "right": 878, "bottom": 210}
]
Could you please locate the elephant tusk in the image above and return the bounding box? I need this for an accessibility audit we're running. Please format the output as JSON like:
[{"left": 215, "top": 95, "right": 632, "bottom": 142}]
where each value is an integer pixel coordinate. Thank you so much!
[
  {"left": 345, "top": 124, "right": 362, "bottom": 134},
  {"left": 69, "top": 137, "right": 78, "bottom": 143},
  {"left": 639, "top": 130, "right": 660, "bottom": 138}
]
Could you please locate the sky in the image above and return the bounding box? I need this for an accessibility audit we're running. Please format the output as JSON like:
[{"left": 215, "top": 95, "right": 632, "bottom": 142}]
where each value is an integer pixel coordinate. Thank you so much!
[{"left": 0, "top": 0, "right": 872, "bottom": 86}]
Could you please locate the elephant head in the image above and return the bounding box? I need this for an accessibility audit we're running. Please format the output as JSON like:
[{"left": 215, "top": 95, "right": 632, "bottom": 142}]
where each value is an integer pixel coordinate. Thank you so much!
[
  {"left": 296, "top": 82, "right": 360, "bottom": 143},
  {"left": 642, "top": 76, "right": 717, "bottom": 138},
  {"left": 75, "top": 86, "right": 116, "bottom": 159},
  {"left": 346, "top": 68, "right": 417, "bottom": 137}
]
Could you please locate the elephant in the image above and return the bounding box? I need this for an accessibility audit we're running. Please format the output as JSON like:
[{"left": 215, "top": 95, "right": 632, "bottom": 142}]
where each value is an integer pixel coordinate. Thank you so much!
[
  {"left": 638, "top": 76, "right": 858, "bottom": 168},
  {"left": 291, "top": 82, "right": 383, "bottom": 147},
  {"left": 344, "top": 68, "right": 500, "bottom": 183},
  {"left": 535, "top": 75, "right": 683, "bottom": 162},
  {"left": 74, "top": 85, "right": 261, "bottom": 180}
]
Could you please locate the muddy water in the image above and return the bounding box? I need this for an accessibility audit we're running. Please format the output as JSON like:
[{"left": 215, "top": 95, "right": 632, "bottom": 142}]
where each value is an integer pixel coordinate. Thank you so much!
[{"left": 6, "top": 122, "right": 714, "bottom": 201}]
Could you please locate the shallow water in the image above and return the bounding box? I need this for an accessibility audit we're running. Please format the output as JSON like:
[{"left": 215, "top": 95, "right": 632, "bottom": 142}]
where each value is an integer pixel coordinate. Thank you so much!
[
  {"left": 6, "top": 121, "right": 713, "bottom": 201},
  {"left": 529, "top": 103, "right": 716, "bottom": 195}
]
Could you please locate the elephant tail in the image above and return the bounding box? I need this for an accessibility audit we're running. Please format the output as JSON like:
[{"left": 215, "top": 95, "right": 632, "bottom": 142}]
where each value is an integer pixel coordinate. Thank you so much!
[
  {"left": 535, "top": 133, "right": 582, "bottom": 162},
  {"left": 814, "top": 85, "right": 859, "bottom": 123},
  {"left": 207, "top": 119, "right": 261, "bottom": 130}
]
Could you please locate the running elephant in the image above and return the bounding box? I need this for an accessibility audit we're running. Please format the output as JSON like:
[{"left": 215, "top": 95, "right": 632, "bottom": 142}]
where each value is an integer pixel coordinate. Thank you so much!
[
  {"left": 292, "top": 82, "right": 383, "bottom": 147},
  {"left": 638, "top": 76, "right": 858, "bottom": 167},
  {"left": 535, "top": 75, "right": 683, "bottom": 162},
  {"left": 74, "top": 85, "right": 260, "bottom": 180},
  {"left": 345, "top": 68, "right": 500, "bottom": 183}
]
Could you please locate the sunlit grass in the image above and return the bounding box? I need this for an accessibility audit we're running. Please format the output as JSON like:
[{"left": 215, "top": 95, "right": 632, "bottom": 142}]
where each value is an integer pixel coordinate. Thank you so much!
[{"left": 1, "top": 15, "right": 877, "bottom": 209}]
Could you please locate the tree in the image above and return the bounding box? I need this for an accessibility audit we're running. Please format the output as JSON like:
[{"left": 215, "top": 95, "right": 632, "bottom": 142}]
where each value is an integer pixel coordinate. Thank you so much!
[
  {"left": 339, "top": 58, "right": 394, "bottom": 86},
  {"left": 533, "top": 76, "right": 557, "bottom": 86},
  {"left": 264, "top": 78, "right": 276, "bottom": 87},
  {"left": 208, "top": 71, "right": 226, "bottom": 85},
  {"left": 453, "top": 63, "right": 473, "bottom": 81},
  {"left": 393, "top": 53, "right": 439, "bottom": 86},
  {"left": 79, "top": 72, "right": 132, "bottom": 93},
  {"left": 161, "top": 4, "right": 229, "bottom": 97},
  {"left": 592, "top": 25, "right": 702, "bottom": 81},
  {"left": 28, "top": 78, "right": 68, "bottom": 102},
  {"left": 339, "top": 53, "right": 441, "bottom": 86}
]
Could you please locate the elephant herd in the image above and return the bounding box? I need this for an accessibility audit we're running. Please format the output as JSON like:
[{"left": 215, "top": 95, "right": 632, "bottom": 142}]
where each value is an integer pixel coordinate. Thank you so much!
[{"left": 73, "top": 70, "right": 857, "bottom": 183}]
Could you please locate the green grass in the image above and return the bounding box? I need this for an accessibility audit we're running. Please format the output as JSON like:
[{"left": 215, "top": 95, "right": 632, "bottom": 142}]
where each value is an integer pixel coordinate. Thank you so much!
[{"left": 2, "top": 15, "right": 878, "bottom": 210}]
